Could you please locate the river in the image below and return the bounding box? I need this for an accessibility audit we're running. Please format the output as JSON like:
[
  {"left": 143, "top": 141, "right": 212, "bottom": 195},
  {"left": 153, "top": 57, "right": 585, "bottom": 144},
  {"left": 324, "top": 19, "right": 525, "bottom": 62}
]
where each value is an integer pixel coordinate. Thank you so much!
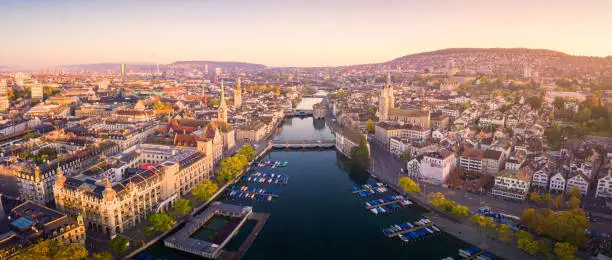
[{"left": 142, "top": 96, "right": 471, "bottom": 259}]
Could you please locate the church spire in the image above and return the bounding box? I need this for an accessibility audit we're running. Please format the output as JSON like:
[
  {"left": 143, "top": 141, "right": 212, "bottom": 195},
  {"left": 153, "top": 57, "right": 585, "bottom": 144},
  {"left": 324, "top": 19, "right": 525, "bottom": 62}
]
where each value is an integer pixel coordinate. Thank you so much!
[
  {"left": 217, "top": 80, "right": 228, "bottom": 123},
  {"left": 387, "top": 72, "right": 391, "bottom": 86}
]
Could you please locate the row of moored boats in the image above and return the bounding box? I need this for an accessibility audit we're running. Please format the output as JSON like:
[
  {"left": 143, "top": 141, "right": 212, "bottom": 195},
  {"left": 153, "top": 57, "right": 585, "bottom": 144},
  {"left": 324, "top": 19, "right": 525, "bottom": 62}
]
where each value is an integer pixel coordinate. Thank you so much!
[
  {"left": 226, "top": 190, "right": 273, "bottom": 201},
  {"left": 257, "top": 160, "right": 288, "bottom": 168}
]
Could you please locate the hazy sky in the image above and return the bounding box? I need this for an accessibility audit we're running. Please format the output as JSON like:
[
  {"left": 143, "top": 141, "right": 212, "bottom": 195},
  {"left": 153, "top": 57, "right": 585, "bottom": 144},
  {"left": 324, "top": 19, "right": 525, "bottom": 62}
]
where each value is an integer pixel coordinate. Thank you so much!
[{"left": 1, "top": 0, "right": 611, "bottom": 68}]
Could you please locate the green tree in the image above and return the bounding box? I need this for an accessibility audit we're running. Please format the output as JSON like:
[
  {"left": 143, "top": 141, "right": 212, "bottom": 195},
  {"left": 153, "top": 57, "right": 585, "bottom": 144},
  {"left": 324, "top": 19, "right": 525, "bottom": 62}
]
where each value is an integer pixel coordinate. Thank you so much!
[
  {"left": 527, "top": 96, "right": 542, "bottom": 110},
  {"left": 497, "top": 224, "right": 514, "bottom": 243},
  {"left": 108, "top": 236, "right": 129, "bottom": 256},
  {"left": 350, "top": 135, "right": 370, "bottom": 170},
  {"left": 365, "top": 119, "right": 375, "bottom": 133},
  {"left": 147, "top": 212, "right": 175, "bottom": 233},
  {"left": 574, "top": 108, "right": 592, "bottom": 123},
  {"left": 207, "top": 99, "right": 219, "bottom": 108},
  {"left": 552, "top": 97, "right": 565, "bottom": 110},
  {"left": 192, "top": 180, "right": 218, "bottom": 202},
  {"left": 460, "top": 102, "right": 470, "bottom": 110},
  {"left": 400, "top": 151, "right": 412, "bottom": 161},
  {"left": 541, "top": 193, "right": 552, "bottom": 203},
  {"left": 568, "top": 196, "right": 580, "bottom": 210},
  {"left": 172, "top": 198, "right": 193, "bottom": 217},
  {"left": 554, "top": 242, "right": 578, "bottom": 260},
  {"left": 538, "top": 239, "right": 554, "bottom": 260},
  {"left": 216, "top": 166, "right": 233, "bottom": 184},
  {"left": 553, "top": 194, "right": 564, "bottom": 209},
  {"left": 399, "top": 176, "right": 420, "bottom": 193},
  {"left": 594, "top": 117, "right": 607, "bottom": 130}
]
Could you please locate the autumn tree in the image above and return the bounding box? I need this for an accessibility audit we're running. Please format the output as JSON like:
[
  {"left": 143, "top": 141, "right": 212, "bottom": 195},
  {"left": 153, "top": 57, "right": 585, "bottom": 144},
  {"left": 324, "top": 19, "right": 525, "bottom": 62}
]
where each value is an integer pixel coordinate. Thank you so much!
[
  {"left": 365, "top": 119, "right": 375, "bottom": 133},
  {"left": 15, "top": 239, "right": 89, "bottom": 260},
  {"left": 554, "top": 242, "right": 578, "bottom": 260},
  {"left": 541, "top": 193, "right": 552, "bottom": 203},
  {"left": 399, "top": 176, "right": 420, "bottom": 193},
  {"left": 91, "top": 252, "right": 114, "bottom": 260},
  {"left": 553, "top": 194, "right": 564, "bottom": 209},
  {"left": 428, "top": 192, "right": 446, "bottom": 207},
  {"left": 192, "top": 180, "right": 218, "bottom": 202},
  {"left": 517, "top": 230, "right": 539, "bottom": 255},
  {"left": 451, "top": 204, "right": 469, "bottom": 217},
  {"left": 529, "top": 192, "right": 541, "bottom": 202},
  {"left": 568, "top": 196, "right": 580, "bottom": 210},
  {"left": 497, "top": 224, "right": 514, "bottom": 243},
  {"left": 238, "top": 144, "right": 257, "bottom": 161}
]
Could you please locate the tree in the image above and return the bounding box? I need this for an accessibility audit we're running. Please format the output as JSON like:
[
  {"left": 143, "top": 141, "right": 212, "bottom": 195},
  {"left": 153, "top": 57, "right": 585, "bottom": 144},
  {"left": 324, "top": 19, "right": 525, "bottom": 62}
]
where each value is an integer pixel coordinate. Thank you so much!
[
  {"left": 439, "top": 199, "right": 456, "bottom": 213},
  {"left": 541, "top": 193, "right": 552, "bottom": 203},
  {"left": 517, "top": 230, "right": 539, "bottom": 255},
  {"left": 554, "top": 242, "right": 578, "bottom": 260},
  {"left": 451, "top": 204, "right": 469, "bottom": 217},
  {"left": 574, "top": 108, "right": 592, "bottom": 123},
  {"left": 460, "top": 102, "right": 470, "bottom": 110},
  {"left": 15, "top": 239, "right": 89, "bottom": 260},
  {"left": 238, "top": 145, "right": 257, "bottom": 161},
  {"left": 568, "top": 186, "right": 581, "bottom": 199},
  {"left": 552, "top": 97, "right": 565, "bottom": 110},
  {"left": 594, "top": 117, "right": 607, "bottom": 130},
  {"left": 350, "top": 135, "right": 370, "bottom": 170},
  {"left": 400, "top": 151, "right": 411, "bottom": 161},
  {"left": 553, "top": 194, "right": 564, "bottom": 209},
  {"left": 192, "top": 180, "right": 219, "bottom": 202},
  {"left": 399, "top": 177, "right": 420, "bottom": 193},
  {"left": 497, "top": 224, "right": 514, "bottom": 243},
  {"left": 520, "top": 208, "right": 536, "bottom": 226},
  {"left": 91, "top": 252, "right": 114, "bottom": 260},
  {"left": 172, "top": 198, "right": 193, "bottom": 217},
  {"left": 207, "top": 99, "right": 219, "bottom": 108},
  {"left": 529, "top": 192, "right": 541, "bottom": 202},
  {"left": 216, "top": 166, "right": 233, "bottom": 184},
  {"left": 108, "top": 236, "right": 129, "bottom": 256},
  {"left": 365, "top": 119, "right": 375, "bottom": 133},
  {"left": 148, "top": 212, "right": 175, "bottom": 233},
  {"left": 527, "top": 96, "right": 542, "bottom": 110},
  {"left": 428, "top": 192, "right": 446, "bottom": 207},
  {"left": 568, "top": 196, "right": 580, "bottom": 210},
  {"left": 538, "top": 239, "right": 553, "bottom": 260}
]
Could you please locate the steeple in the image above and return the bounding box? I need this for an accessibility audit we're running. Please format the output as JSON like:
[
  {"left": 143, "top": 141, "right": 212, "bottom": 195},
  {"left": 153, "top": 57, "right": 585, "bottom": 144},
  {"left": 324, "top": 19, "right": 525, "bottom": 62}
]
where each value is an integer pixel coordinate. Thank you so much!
[
  {"left": 217, "top": 80, "right": 228, "bottom": 123},
  {"left": 102, "top": 177, "right": 116, "bottom": 201},
  {"left": 234, "top": 77, "right": 242, "bottom": 109},
  {"left": 420, "top": 88, "right": 426, "bottom": 112},
  {"left": 219, "top": 80, "right": 226, "bottom": 106},
  {"left": 386, "top": 72, "right": 391, "bottom": 86},
  {"left": 55, "top": 165, "right": 66, "bottom": 187}
]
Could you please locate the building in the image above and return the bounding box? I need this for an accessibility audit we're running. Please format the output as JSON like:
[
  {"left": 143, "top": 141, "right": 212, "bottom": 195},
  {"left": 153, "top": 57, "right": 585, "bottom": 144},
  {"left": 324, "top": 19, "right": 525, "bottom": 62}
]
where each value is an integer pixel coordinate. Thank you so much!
[
  {"left": 418, "top": 150, "right": 456, "bottom": 183},
  {"left": 31, "top": 83, "right": 44, "bottom": 101},
  {"left": 217, "top": 81, "right": 228, "bottom": 123},
  {"left": 236, "top": 121, "right": 266, "bottom": 143},
  {"left": 234, "top": 78, "right": 242, "bottom": 109},
  {"left": 595, "top": 167, "right": 612, "bottom": 198},
  {"left": 531, "top": 169, "right": 551, "bottom": 189},
  {"left": 0, "top": 79, "right": 9, "bottom": 111},
  {"left": 335, "top": 128, "right": 366, "bottom": 158},
  {"left": 491, "top": 168, "right": 533, "bottom": 201},
  {"left": 376, "top": 73, "right": 394, "bottom": 121},
  {"left": 313, "top": 102, "right": 325, "bottom": 119},
  {"left": 566, "top": 173, "right": 590, "bottom": 195},
  {"left": 120, "top": 64, "right": 126, "bottom": 76},
  {"left": 0, "top": 201, "right": 85, "bottom": 259},
  {"left": 549, "top": 172, "right": 567, "bottom": 193},
  {"left": 459, "top": 148, "right": 484, "bottom": 174},
  {"left": 482, "top": 149, "right": 505, "bottom": 175},
  {"left": 374, "top": 122, "right": 430, "bottom": 149},
  {"left": 53, "top": 143, "right": 214, "bottom": 238}
]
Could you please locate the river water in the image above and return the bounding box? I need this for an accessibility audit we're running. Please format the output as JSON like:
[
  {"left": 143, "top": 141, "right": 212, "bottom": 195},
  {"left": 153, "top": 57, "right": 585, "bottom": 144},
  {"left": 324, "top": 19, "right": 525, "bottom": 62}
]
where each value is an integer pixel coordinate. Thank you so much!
[{"left": 143, "top": 97, "right": 470, "bottom": 260}]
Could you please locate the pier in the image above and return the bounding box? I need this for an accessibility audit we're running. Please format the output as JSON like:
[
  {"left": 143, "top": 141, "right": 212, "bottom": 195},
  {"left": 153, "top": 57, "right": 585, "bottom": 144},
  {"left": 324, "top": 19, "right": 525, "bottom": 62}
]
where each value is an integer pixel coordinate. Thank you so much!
[
  {"left": 364, "top": 195, "right": 412, "bottom": 209},
  {"left": 271, "top": 139, "right": 335, "bottom": 149},
  {"left": 383, "top": 220, "right": 435, "bottom": 238},
  {"left": 350, "top": 182, "right": 386, "bottom": 193},
  {"left": 218, "top": 213, "right": 270, "bottom": 260}
]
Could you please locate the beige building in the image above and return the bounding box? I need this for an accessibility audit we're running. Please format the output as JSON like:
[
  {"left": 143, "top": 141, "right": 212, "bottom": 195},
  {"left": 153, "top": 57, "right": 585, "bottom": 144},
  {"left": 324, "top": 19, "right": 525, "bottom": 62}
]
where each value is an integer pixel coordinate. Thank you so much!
[
  {"left": 0, "top": 79, "right": 9, "bottom": 111},
  {"left": 313, "top": 102, "right": 325, "bottom": 119},
  {"left": 335, "top": 128, "right": 366, "bottom": 158},
  {"left": 53, "top": 143, "right": 214, "bottom": 238},
  {"left": 374, "top": 122, "right": 431, "bottom": 149},
  {"left": 234, "top": 77, "right": 242, "bottom": 109},
  {"left": 236, "top": 121, "right": 266, "bottom": 143}
]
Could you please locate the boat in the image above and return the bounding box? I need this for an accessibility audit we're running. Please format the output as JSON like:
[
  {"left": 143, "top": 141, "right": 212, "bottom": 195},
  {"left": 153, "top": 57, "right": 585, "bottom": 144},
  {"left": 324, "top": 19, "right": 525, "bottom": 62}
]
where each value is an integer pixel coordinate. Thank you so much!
[{"left": 278, "top": 161, "right": 288, "bottom": 167}]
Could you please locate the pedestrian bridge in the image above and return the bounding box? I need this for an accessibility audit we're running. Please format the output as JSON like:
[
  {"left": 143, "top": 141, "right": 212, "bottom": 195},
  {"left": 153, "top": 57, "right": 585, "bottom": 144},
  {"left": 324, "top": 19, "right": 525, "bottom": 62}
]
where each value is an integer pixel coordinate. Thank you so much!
[
  {"left": 284, "top": 110, "right": 313, "bottom": 116},
  {"left": 271, "top": 139, "right": 335, "bottom": 149}
]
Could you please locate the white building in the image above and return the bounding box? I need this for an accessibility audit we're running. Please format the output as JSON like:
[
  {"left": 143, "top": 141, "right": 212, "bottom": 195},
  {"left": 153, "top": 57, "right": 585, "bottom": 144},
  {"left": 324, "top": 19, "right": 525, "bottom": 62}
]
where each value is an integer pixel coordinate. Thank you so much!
[
  {"left": 418, "top": 150, "right": 456, "bottom": 183},
  {"left": 491, "top": 169, "right": 532, "bottom": 201},
  {"left": 549, "top": 172, "right": 567, "bottom": 193},
  {"left": 566, "top": 173, "right": 590, "bottom": 195},
  {"left": 595, "top": 168, "right": 612, "bottom": 198},
  {"left": 31, "top": 83, "right": 44, "bottom": 100},
  {"left": 531, "top": 170, "right": 551, "bottom": 189}
]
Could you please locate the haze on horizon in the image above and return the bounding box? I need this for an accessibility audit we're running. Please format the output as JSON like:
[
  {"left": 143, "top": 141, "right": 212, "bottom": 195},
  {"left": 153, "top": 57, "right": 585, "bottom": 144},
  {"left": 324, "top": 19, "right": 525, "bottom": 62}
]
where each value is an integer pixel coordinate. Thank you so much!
[{"left": 1, "top": 0, "right": 612, "bottom": 69}]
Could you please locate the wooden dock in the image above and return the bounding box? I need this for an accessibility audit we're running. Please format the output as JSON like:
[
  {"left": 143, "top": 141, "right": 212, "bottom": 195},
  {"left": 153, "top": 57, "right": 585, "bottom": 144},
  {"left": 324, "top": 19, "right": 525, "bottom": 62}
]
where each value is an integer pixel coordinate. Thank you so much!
[
  {"left": 365, "top": 198, "right": 410, "bottom": 209},
  {"left": 385, "top": 222, "right": 434, "bottom": 238},
  {"left": 465, "top": 250, "right": 485, "bottom": 260},
  {"left": 218, "top": 212, "right": 270, "bottom": 260}
]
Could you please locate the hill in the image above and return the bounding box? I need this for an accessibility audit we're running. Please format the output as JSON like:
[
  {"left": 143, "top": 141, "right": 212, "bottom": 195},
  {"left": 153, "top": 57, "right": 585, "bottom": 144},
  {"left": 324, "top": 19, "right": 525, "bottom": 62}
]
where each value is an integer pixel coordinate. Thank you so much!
[{"left": 169, "top": 61, "right": 266, "bottom": 71}]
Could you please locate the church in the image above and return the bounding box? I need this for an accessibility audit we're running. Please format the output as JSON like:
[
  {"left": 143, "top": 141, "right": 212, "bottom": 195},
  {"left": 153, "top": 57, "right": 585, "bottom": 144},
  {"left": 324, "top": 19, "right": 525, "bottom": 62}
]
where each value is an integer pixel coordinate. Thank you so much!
[{"left": 377, "top": 73, "right": 430, "bottom": 129}]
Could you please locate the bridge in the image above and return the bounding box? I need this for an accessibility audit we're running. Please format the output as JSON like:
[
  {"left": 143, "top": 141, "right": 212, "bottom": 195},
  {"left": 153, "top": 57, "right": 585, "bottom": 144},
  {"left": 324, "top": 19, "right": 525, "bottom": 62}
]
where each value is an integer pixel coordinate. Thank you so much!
[
  {"left": 270, "top": 139, "right": 335, "bottom": 149},
  {"left": 284, "top": 109, "right": 313, "bottom": 116},
  {"left": 303, "top": 94, "right": 328, "bottom": 98}
]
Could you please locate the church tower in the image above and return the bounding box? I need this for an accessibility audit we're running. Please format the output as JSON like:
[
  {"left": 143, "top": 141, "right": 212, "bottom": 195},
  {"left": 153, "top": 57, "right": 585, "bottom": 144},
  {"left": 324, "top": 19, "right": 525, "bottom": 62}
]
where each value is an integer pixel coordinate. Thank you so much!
[
  {"left": 377, "top": 81, "right": 389, "bottom": 122},
  {"left": 234, "top": 77, "right": 242, "bottom": 109},
  {"left": 217, "top": 81, "right": 228, "bottom": 123},
  {"left": 386, "top": 72, "right": 394, "bottom": 109}
]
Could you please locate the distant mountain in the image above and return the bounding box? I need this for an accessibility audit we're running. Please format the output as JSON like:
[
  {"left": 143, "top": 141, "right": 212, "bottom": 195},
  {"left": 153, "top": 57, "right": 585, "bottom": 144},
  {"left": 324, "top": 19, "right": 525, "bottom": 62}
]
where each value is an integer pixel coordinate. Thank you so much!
[
  {"left": 58, "top": 62, "right": 155, "bottom": 72},
  {"left": 374, "top": 48, "right": 612, "bottom": 75},
  {"left": 170, "top": 61, "right": 266, "bottom": 70}
]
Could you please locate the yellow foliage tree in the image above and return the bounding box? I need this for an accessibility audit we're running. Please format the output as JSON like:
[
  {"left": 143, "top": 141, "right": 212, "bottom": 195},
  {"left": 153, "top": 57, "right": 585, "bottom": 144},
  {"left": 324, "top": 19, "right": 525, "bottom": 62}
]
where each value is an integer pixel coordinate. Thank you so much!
[{"left": 399, "top": 177, "right": 421, "bottom": 193}]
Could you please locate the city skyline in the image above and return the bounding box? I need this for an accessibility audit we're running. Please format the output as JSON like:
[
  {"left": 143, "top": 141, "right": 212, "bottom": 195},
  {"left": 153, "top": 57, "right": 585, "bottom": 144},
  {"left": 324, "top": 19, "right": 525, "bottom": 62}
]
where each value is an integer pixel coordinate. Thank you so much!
[{"left": 1, "top": 0, "right": 612, "bottom": 69}]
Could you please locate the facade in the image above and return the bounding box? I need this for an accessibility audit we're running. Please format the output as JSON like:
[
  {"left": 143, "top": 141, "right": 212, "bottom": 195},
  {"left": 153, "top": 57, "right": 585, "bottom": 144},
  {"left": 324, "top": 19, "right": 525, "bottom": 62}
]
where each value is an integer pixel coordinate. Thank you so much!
[
  {"left": 549, "top": 172, "right": 567, "bottom": 193},
  {"left": 217, "top": 82, "right": 228, "bottom": 123},
  {"left": 0, "top": 79, "right": 9, "bottom": 111},
  {"left": 0, "top": 201, "right": 85, "bottom": 259},
  {"left": 376, "top": 73, "right": 394, "bottom": 121},
  {"left": 236, "top": 121, "right": 266, "bottom": 143},
  {"left": 491, "top": 169, "right": 532, "bottom": 201},
  {"left": 419, "top": 150, "right": 456, "bottom": 183},
  {"left": 566, "top": 173, "right": 590, "bottom": 195},
  {"left": 459, "top": 148, "right": 484, "bottom": 174},
  {"left": 31, "top": 83, "right": 44, "bottom": 101},
  {"left": 531, "top": 169, "right": 551, "bottom": 189},
  {"left": 482, "top": 149, "right": 505, "bottom": 175},
  {"left": 595, "top": 168, "right": 612, "bottom": 198},
  {"left": 335, "top": 128, "right": 365, "bottom": 158},
  {"left": 374, "top": 122, "right": 431, "bottom": 149},
  {"left": 234, "top": 78, "right": 242, "bottom": 109},
  {"left": 54, "top": 143, "right": 214, "bottom": 238},
  {"left": 313, "top": 102, "right": 325, "bottom": 119}
]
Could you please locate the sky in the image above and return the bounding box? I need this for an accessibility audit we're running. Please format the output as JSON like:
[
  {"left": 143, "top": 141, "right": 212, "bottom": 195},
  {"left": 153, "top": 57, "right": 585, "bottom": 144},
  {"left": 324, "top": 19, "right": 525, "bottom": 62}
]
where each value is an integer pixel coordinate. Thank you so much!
[{"left": 1, "top": 0, "right": 612, "bottom": 68}]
